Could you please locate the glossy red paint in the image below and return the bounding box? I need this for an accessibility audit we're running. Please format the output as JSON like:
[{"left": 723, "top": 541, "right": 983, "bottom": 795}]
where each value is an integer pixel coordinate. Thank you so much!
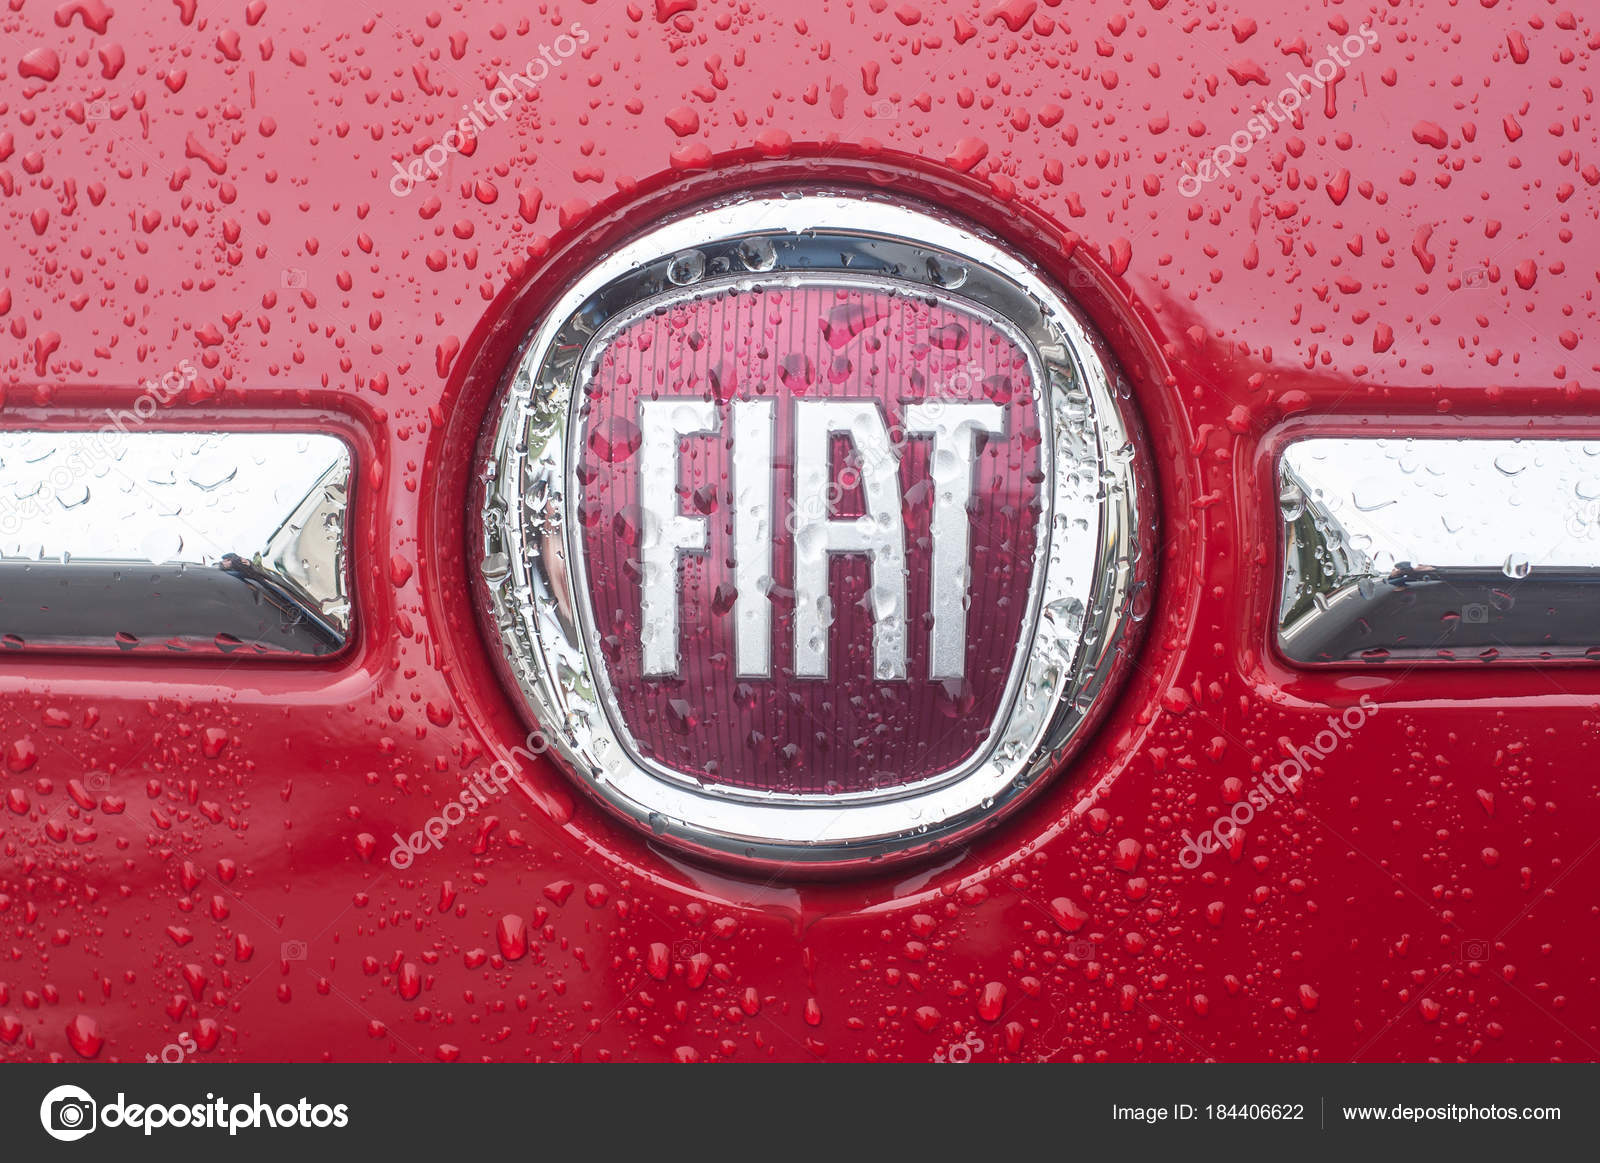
[{"left": 2, "top": 0, "right": 1596, "bottom": 1062}]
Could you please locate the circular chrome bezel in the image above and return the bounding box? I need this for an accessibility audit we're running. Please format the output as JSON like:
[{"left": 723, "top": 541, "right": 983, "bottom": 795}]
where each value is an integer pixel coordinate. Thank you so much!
[{"left": 475, "top": 191, "right": 1153, "bottom": 870}]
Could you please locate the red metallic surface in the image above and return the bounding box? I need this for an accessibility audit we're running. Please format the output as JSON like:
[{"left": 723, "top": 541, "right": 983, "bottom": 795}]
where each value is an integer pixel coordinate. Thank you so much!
[
  {"left": 577, "top": 286, "right": 1042, "bottom": 793},
  {"left": 2, "top": 0, "right": 1596, "bottom": 1062}
]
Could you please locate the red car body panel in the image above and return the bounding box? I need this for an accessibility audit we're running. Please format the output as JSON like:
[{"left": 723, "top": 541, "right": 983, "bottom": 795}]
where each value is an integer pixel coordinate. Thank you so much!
[{"left": 3, "top": 0, "right": 1596, "bottom": 1062}]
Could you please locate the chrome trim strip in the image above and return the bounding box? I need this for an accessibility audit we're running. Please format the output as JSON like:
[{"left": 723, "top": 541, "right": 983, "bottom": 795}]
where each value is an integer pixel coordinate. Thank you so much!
[
  {"left": 476, "top": 191, "right": 1155, "bottom": 868},
  {"left": 1279, "top": 437, "right": 1600, "bottom": 664},
  {"left": 0, "top": 431, "right": 352, "bottom": 656}
]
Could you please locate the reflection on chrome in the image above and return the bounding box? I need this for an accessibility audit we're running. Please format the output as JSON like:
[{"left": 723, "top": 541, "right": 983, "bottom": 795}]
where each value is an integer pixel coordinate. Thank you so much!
[
  {"left": 0, "top": 431, "right": 352, "bottom": 656},
  {"left": 1279, "top": 438, "right": 1600, "bottom": 664}
]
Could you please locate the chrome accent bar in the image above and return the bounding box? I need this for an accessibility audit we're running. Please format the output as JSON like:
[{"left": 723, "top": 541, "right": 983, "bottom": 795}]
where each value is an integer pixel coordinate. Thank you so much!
[
  {"left": 0, "top": 431, "right": 352, "bottom": 656},
  {"left": 1279, "top": 437, "right": 1600, "bottom": 664}
]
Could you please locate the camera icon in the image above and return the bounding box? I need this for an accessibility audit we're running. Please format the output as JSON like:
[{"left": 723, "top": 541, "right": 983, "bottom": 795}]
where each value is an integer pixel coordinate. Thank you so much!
[
  {"left": 85, "top": 99, "right": 110, "bottom": 121},
  {"left": 866, "top": 97, "right": 898, "bottom": 121},
  {"left": 281, "top": 939, "right": 309, "bottom": 961},
  {"left": 1460, "top": 939, "right": 1491, "bottom": 963},
  {"left": 40, "top": 1085, "right": 97, "bottom": 1141},
  {"left": 281, "top": 268, "right": 308, "bottom": 289},
  {"left": 1065, "top": 268, "right": 1096, "bottom": 290},
  {"left": 1462, "top": 266, "right": 1490, "bottom": 288},
  {"left": 51, "top": 1097, "right": 94, "bottom": 1132},
  {"left": 84, "top": 770, "right": 112, "bottom": 793},
  {"left": 1461, "top": 603, "right": 1490, "bottom": 624},
  {"left": 1067, "top": 938, "right": 1094, "bottom": 961},
  {"left": 671, "top": 938, "right": 700, "bottom": 960}
]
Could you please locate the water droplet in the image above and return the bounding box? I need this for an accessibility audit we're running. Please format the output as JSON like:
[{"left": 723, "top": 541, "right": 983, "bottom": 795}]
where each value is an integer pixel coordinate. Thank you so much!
[
  {"left": 666, "top": 250, "right": 706, "bottom": 286},
  {"left": 737, "top": 237, "right": 777, "bottom": 272}
]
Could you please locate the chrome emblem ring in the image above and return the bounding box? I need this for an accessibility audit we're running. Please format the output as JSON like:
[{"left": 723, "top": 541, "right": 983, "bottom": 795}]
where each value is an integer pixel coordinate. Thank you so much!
[{"left": 474, "top": 191, "right": 1154, "bottom": 870}]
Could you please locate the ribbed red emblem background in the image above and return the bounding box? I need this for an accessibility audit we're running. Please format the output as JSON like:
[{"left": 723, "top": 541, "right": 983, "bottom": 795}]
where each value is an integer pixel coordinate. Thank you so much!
[{"left": 576, "top": 284, "right": 1044, "bottom": 794}]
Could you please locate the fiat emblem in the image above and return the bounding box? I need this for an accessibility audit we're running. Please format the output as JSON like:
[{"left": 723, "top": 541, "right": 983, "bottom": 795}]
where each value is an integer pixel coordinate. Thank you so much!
[{"left": 475, "top": 191, "right": 1154, "bottom": 870}]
